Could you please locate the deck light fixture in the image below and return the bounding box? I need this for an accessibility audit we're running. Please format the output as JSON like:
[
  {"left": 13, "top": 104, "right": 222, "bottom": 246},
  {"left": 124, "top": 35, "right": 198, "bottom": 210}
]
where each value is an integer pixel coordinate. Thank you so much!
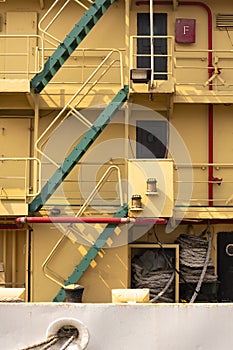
[
  {"left": 131, "top": 194, "right": 142, "bottom": 209},
  {"left": 146, "top": 178, "right": 158, "bottom": 194},
  {"left": 130, "top": 68, "right": 151, "bottom": 84}
]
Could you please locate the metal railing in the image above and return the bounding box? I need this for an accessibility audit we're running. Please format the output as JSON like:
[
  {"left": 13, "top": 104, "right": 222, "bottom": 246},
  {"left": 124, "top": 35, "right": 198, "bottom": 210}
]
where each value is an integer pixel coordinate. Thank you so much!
[
  {"left": 130, "top": 35, "right": 174, "bottom": 85},
  {"left": 42, "top": 47, "right": 125, "bottom": 85},
  {"left": 35, "top": 48, "right": 124, "bottom": 168},
  {"left": 129, "top": 36, "right": 233, "bottom": 89},
  {"left": 0, "top": 0, "right": 124, "bottom": 84},
  {"left": 42, "top": 161, "right": 233, "bottom": 209},
  {"left": 174, "top": 48, "right": 233, "bottom": 89},
  {"left": 42, "top": 164, "right": 124, "bottom": 288},
  {"left": 38, "top": 0, "right": 93, "bottom": 48},
  {"left": 0, "top": 41, "right": 124, "bottom": 85},
  {"left": 0, "top": 158, "right": 41, "bottom": 201},
  {"left": 174, "top": 162, "right": 233, "bottom": 206},
  {"left": 1, "top": 31, "right": 233, "bottom": 90},
  {"left": 0, "top": 35, "right": 44, "bottom": 78}
]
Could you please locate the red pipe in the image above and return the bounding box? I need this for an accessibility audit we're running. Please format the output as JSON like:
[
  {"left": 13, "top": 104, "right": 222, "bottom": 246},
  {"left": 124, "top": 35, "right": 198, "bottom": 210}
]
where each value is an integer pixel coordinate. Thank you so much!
[
  {"left": 136, "top": 0, "right": 214, "bottom": 206},
  {"left": 16, "top": 217, "right": 129, "bottom": 224},
  {"left": 208, "top": 104, "right": 214, "bottom": 206},
  {"left": 15, "top": 216, "right": 167, "bottom": 225},
  {"left": 14, "top": 216, "right": 233, "bottom": 226}
]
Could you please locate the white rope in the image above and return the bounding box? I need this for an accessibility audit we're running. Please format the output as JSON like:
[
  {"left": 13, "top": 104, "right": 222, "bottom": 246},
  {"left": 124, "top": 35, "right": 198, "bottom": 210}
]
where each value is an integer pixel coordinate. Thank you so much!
[
  {"left": 18, "top": 330, "right": 78, "bottom": 350},
  {"left": 189, "top": 230, "right": 212, "bottom": 303},
  {"left": 40, "top": 336, "right": 60, "bottom": 350},
  {"left": 60, "top": 334, "right": 76, "bottom": 350},
  {"left": 18, "top": 335, "right": 58, "bottom": 350}
]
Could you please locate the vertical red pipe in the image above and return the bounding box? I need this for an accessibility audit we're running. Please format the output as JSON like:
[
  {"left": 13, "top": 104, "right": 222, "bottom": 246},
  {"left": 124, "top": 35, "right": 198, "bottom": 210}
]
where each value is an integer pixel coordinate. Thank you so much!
[
  {"left": 208, "top": 104, "right": 214, "bottom": 206},
  {"left": 136, "top": 0, "right": 214, "bottom": 206},
  {"left": 180, "top": 2, "right": 213, "bottom": 206}
]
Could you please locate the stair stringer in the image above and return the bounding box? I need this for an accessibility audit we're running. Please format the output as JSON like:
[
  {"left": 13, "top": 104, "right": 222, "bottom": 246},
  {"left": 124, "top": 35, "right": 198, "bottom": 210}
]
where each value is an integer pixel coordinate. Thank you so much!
[
  {"left": 53, "top": 203, "right": 128, "bottom": 302},
  {"left": 30, "top": 0, "right": 117, "bottom": 93},
  {"left": 29, "top": 85, "right": 129, "bottom": 213}
]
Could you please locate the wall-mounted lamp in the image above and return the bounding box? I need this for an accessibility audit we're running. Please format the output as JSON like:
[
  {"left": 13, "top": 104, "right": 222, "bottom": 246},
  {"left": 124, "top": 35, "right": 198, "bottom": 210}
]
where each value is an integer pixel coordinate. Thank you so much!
[
  {"left": 131, "top": 194, "right": 142, "bottom": 209},
  {"left": 146, "top": 178, "right": 158, "bottom": 194},
  {"left": 130, "top": 68, "right": 151, "bottom": 84}
]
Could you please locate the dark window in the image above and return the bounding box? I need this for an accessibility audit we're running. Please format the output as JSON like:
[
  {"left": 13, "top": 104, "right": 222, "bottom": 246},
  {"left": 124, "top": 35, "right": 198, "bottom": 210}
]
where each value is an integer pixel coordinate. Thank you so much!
[
  {"left": 137, "top": 13, "right": 167, "bottom": 80},
  {"left": 136, "top": 120, "right": 168, "bottom": 158}
]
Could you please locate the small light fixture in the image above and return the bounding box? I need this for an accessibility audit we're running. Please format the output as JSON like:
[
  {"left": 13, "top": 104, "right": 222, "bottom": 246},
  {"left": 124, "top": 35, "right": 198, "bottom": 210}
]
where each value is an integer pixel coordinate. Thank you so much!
[
  {"left": 130, "top": 68, "right": 152, "bottom": 84},
  {"left": 131, "top": 194, "right": 142, "bottom": 209},
  {"left": 146, "top": 178, "right": 158, "bottom": 194}
]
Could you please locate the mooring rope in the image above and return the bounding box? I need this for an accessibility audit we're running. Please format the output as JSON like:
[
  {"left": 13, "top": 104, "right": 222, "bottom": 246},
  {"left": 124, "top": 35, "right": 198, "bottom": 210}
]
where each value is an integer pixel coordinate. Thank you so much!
[
  {"left": 60, "top": 334, "right": 77, "bottom": 350},
  {"left": 189, "top": 229, "right": 212, "bottom": 303},
  {"left": 18, "top": 327, "right": 78, "bottom": 350},
  {"left": 18, "top": 335, "right": 59, "bottom": 350}
]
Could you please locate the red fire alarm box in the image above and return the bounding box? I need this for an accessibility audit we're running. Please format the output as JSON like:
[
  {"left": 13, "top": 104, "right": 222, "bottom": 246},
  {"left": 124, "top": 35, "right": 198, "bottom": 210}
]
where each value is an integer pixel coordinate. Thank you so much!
[{"left": 175, "top": 18, "right": 196, "bottom": 43}]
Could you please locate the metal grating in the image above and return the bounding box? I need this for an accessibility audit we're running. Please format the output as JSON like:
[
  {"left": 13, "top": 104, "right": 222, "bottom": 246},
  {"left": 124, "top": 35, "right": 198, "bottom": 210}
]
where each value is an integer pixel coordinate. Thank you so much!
[{"left": 216, "top": 14, "right": 233, "bottom": 29}]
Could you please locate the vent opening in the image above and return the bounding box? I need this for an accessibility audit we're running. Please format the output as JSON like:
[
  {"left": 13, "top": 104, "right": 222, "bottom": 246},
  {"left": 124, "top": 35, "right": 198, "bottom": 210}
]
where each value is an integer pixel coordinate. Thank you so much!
[{"left": 216, "top": 14, "right": 233, "bottom": 29}]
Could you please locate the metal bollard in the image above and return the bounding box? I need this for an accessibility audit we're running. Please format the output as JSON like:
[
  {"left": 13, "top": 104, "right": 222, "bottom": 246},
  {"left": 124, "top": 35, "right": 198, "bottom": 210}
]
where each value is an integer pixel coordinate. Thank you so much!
[{"left": 64, "top": 284, "right": 84, "bottom": 303}]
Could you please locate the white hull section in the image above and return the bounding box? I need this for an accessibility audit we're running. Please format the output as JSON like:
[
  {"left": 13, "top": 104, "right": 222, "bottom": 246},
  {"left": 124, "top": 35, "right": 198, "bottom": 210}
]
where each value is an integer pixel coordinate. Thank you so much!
[{"left": 0, "top": 303, "right": 233, "bottom": 349}]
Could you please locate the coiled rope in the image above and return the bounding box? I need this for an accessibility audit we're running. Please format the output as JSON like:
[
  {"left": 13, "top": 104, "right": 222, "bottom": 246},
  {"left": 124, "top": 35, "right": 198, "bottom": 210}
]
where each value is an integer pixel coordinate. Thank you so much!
[
  {"left": 176, "top": 232, "right": 217, "bottom": 284},
  {"left": 131, "top": 249, "right": 175, "bottom": 302},
  {"left": 149, "top": 271, "right": 175, "bottom": 303},
  {"left": 175, "top": 229, "right": 218, "bottom": 302}
]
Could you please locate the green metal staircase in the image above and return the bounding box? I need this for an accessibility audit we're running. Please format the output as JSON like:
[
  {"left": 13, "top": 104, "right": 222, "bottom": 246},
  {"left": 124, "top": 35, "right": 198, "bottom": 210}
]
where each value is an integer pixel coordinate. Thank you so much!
[
  {"left": 53, "top": 204, "right": 128, "bottom": 302},
  {"left": 31, "top": 0, "right": 116, "bottom": 93},
  {"left": 29, "top": 85, "right": 129, "bottom": 213}
]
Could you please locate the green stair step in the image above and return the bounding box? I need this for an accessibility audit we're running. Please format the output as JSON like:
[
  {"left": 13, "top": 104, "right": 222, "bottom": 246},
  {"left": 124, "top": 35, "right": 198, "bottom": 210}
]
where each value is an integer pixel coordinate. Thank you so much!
[
  {"left": 30, "top": 0, "right": 116, "bottom": 93},
  {"left": 53, "top": 204, "right": 128, "bottom": 302},
  {"left": 29, "top": 86, "right": 129, "bottom": 213}
]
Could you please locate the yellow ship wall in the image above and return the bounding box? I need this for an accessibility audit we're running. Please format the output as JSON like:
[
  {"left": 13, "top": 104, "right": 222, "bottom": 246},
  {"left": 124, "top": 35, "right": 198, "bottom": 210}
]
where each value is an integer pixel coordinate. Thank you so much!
[{"left": 0, "top": 0, "right": 233, "bottom": 302}]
